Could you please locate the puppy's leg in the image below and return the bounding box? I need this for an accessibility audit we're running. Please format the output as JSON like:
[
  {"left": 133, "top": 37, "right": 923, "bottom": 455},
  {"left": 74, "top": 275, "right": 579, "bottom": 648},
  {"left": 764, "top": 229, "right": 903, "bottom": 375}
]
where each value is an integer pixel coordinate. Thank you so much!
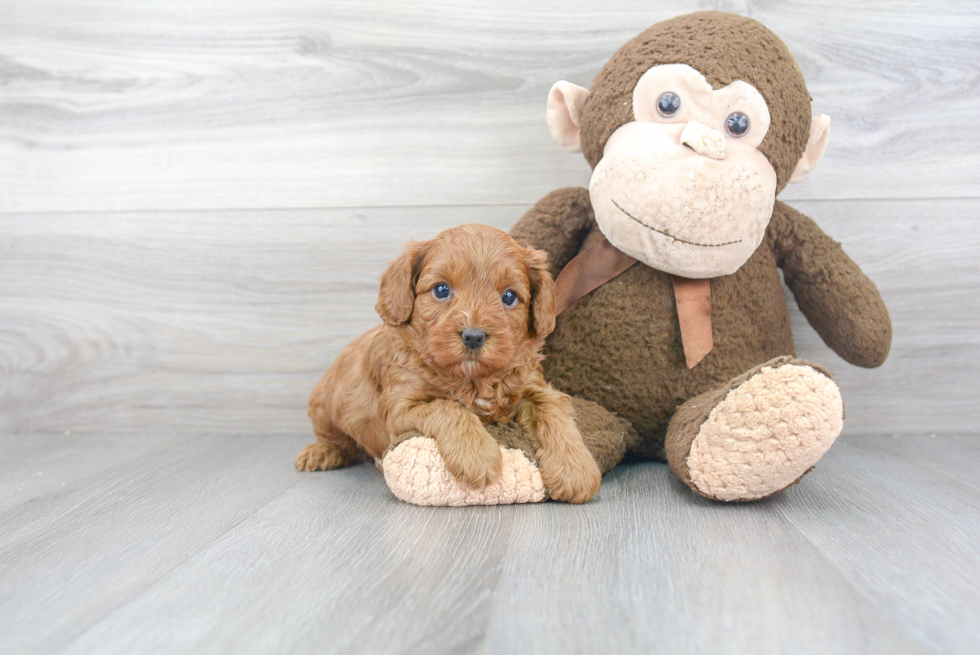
[
  {"left": 517, "top": 386, "right": 601, "bottom": 504},
  {"left": 395, "top": 400, "right": 503, "bottom": 489},
  {"left": 296, "top": 391, "right": 360, "bottom": 472},
  {"left": 295, "top": 430, "right": 359, "bottom": 472}
]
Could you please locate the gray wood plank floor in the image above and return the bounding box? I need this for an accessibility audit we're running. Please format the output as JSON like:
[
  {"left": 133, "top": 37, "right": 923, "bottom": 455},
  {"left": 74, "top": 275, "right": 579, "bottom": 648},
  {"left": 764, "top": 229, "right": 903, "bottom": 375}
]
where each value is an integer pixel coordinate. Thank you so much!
[{"left": 0, "top": 433, "right": 975, "bottom": 655}]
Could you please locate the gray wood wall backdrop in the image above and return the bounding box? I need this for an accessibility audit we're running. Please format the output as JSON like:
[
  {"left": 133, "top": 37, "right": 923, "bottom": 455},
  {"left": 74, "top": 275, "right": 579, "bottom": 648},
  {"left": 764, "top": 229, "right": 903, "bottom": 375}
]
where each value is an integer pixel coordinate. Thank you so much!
[{"left": 1, "top": 0, "right": 978, "bottom": 437}]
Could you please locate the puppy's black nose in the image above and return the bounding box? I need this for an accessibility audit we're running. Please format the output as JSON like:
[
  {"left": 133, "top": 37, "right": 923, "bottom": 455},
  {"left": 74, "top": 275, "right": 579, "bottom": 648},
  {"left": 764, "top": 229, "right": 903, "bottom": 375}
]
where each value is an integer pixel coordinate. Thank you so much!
[{"left": 461, "top": 328, "right": 487, "bottom": 350}]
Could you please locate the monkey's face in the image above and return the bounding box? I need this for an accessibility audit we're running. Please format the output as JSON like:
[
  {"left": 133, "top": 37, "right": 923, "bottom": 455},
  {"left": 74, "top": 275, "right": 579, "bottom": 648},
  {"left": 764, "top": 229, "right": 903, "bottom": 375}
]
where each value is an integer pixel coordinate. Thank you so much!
[
  {"left": 588, "top": 64, "right": 777, "bottom": 278},
  {"left": 547, "top": 14, "right": 831, "bottom": 279}
]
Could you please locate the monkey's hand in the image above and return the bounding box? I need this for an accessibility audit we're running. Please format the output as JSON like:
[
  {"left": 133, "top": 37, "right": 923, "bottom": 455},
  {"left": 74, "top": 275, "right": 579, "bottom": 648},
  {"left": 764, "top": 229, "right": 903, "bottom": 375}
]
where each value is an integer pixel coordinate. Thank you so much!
[{"left": 772, "top": 201, "right": 892, "bottom": 368}]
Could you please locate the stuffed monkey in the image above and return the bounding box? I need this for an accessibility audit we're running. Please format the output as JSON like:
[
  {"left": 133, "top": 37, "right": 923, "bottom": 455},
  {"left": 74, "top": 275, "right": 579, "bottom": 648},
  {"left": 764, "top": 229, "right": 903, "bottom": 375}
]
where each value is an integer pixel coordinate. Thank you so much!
[{"left": 383, "top": 11, "right": 891, "bottom": 504}]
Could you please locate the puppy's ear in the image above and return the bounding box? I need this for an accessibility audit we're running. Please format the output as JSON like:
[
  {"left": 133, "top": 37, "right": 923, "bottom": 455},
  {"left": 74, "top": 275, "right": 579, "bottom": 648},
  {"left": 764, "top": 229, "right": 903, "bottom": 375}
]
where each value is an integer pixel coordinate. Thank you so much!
[
  {"left": 376, "top": 240, "right": 431, "bottom": 326},
  {"left": 526, "top": 248, "right": 557, "bottom": 337}
]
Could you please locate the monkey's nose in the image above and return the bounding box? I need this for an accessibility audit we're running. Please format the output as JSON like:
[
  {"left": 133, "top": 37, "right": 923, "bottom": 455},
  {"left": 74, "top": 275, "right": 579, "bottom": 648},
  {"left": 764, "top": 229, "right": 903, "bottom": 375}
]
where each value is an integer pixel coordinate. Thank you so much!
[
  {"left": 681, "top": 121, "right": 727, "bottom": 160},
  {"left": 461, "top": 328, "right": 487, "bottom": 350}
]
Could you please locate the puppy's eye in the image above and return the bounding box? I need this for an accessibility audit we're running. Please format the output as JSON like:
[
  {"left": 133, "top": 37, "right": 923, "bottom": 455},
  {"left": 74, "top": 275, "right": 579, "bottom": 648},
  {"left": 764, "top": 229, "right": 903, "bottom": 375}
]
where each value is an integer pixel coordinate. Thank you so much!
[
  {"left": 501, "top": 290, "right": 518, "bottom": 307},
  {"left": 432, "top": 283, "right": 451, "bottom": 300}
]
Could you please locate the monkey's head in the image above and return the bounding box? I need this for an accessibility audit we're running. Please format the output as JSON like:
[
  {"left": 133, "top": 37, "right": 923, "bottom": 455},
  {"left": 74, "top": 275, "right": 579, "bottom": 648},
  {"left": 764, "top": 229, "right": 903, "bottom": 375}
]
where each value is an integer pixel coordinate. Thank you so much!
[{"left": 547, "top": 12, "right": 831, "bottom": 278}]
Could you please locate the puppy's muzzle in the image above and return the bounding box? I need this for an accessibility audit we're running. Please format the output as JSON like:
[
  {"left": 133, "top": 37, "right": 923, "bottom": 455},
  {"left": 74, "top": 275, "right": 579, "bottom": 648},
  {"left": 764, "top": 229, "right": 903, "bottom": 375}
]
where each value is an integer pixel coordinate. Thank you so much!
[{"left": 461, "top": 328, "right": 487, "bottom": 350}]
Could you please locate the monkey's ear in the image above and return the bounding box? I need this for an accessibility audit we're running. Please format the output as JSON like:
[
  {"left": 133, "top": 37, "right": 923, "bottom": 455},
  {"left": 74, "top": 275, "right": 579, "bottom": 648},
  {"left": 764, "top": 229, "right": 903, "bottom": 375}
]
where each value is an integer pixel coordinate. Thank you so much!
[
  {"left": 790, "top": 114, "right": 832, "bottom": 184},
  {"left": 376, "top": 240, "right": 430, "bottom": 327},
  {"left": 547, "top": 81, "right": 590, "bottom": 153},
  {"left": 526, "top": 248, "right": 557, "bottom": 338}
]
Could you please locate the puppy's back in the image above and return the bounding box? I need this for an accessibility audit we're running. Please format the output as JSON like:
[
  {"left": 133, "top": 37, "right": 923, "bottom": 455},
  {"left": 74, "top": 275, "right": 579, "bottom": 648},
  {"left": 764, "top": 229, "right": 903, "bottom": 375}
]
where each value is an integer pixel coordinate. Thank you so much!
[{"left": 309, "top": 325, "right": 393, "bottom": 458}]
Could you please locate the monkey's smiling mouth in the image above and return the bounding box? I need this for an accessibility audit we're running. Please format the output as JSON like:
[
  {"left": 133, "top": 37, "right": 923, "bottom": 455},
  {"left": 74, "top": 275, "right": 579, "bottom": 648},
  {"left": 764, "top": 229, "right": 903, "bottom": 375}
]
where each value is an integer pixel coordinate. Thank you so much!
[{"left": 611, "top": 199, "right": 742, "bottom": 248}]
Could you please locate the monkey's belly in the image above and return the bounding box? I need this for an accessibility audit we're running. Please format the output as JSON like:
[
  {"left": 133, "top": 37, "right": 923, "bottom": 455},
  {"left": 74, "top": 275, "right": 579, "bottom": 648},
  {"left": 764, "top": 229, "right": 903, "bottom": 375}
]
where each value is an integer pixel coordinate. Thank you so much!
[{"left": 542, "top": 245, "right": 795, "bottom": 459}]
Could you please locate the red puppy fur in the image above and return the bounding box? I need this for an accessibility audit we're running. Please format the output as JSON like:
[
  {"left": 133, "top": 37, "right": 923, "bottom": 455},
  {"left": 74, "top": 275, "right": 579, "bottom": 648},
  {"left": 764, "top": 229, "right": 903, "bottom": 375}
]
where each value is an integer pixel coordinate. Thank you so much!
[{"left": 295, "top": 224, "right": 601, "bottom": 503}]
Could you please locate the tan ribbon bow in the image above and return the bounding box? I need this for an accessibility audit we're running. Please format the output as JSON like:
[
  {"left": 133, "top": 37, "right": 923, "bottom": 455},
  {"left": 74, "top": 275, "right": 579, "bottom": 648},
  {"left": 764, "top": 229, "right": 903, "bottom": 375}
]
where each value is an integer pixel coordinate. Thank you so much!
[
  {"left": 553, "top": 237, "right": 714, "bottom": 369},
  {"left": 670, "top": 276, "right": 713, "bottom": 369}
]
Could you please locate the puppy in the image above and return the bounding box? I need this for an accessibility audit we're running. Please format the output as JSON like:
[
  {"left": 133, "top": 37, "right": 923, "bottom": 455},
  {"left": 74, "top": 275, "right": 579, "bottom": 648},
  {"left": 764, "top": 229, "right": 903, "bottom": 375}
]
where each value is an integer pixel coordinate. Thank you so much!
[{"left": 295, "top": 223, "right": 601, "bottom": 503}]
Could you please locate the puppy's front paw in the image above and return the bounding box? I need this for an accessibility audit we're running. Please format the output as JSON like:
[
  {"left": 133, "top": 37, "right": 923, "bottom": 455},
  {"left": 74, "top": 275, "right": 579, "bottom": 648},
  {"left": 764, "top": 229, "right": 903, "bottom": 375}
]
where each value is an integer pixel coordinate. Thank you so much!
[
  {"left": 538, "top": 446, "right": 602, "bottom": 504},
  {"left": 440, "top": 427, "right": 503, "bottom": 490}
]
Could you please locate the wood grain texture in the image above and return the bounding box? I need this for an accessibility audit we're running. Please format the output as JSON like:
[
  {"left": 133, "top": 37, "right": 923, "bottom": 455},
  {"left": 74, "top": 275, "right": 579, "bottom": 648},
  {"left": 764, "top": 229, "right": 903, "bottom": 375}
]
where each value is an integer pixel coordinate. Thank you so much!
[
  {"left": 0, "top": 431, "right": 200, "bottom": 518},
  {"left": 780, "top": 435, "right": 980, "bottom": 655},
  {"left": 0, "top": 434, "right": 299, "bottom": 652},
  {"left": 1, "top": 1, "right": 978, "bottom": 213},
  {"left": 1, "top": 433, "right": 976, "bottom": 654},
  {"left": 2, "top": 199, "right": 976, "bottom": 437}
]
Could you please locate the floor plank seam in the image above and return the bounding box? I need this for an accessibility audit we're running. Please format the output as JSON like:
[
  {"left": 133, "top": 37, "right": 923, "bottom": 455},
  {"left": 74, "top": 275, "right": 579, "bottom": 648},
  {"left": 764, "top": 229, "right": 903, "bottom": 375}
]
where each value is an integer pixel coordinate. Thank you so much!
[
  {"left": 775, "top": 493, "right": 947, "bottom": 654},
  {"left": 56, "top": 476, "right": 302, "bottom": 652},
  {"left": 0, "top": 433, "right": 214, "bottom": 553}
]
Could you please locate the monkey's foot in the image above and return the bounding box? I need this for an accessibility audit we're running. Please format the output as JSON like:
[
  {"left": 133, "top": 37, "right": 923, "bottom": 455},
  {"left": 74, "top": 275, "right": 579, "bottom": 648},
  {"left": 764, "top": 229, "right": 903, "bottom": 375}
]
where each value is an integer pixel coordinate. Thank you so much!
[
  {"left": 666, "top": 357, "right": 844, "bottom": 502},
  {"left": 382, "top": 436, "right": 546, "bottom": 506}
]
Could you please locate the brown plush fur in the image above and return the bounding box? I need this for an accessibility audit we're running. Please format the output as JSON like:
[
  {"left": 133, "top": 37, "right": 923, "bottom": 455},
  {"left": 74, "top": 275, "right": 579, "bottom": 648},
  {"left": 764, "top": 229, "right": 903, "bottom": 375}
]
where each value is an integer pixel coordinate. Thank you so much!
[
  {"left": 296, "top": 224, "right": 601, "bottom": 503},
  {"left": 771, "top": 203, "right": 892, "bottom": 367}
]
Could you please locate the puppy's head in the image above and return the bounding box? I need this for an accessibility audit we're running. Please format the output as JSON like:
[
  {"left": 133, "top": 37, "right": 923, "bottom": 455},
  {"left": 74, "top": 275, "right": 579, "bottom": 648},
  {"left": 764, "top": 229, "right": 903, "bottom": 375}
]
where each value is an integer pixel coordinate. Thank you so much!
[{"left": 376, "top": 224, "right": 556, "bottom": 380}]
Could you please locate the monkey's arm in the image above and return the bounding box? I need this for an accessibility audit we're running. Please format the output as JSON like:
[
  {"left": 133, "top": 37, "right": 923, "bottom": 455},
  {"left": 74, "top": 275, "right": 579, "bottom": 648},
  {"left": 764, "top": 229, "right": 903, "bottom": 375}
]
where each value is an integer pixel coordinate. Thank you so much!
[
  {"left": 769, "top": 200, "right": 892, "bottom": 368},
  {"left": 510, "top": 187, "right": 596, "bottom": 280}
]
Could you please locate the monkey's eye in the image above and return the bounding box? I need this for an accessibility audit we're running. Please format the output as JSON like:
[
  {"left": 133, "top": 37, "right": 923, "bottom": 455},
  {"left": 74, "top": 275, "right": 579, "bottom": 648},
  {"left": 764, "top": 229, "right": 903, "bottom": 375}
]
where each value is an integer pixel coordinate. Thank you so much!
[
  {"left": 501, "top": 290, "right": 518, "bottom": 307},
  {"left": 725, "top": 112, "right": 750, "bottom": 137},
  {"left": 657, "top": 92, "right": 681, "bottom": 117},
  {"left": 432, "top": 283, "right": 451, "bottom": 300}
]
